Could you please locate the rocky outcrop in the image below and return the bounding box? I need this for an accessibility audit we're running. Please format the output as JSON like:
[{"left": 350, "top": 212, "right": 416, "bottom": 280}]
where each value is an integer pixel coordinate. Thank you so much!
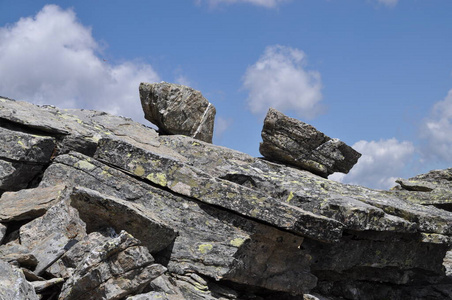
[
  {"left": 140, "top": 82, "right": 216, "bottom": 143},
  {"left": 260, "top": 108, "right": 361, "bottom": 177},
  {"left": 0, "top": 95, "right": 451, "bottom": 300}
]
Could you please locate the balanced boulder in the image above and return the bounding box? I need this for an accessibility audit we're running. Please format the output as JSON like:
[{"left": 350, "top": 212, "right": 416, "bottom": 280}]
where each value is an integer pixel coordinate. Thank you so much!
[
  {"left": 259, "top": 108, "right": 361, "bottom": 177},
  {"left": 140, "top": 82, "right": 216, "bottom": 143}
]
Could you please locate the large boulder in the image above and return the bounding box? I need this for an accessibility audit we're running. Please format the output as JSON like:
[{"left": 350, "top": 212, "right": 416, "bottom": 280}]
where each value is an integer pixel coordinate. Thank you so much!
[
  {"left": 0, "top": 259, "right": 38, "bottom": 300},
  {"left": 259, "top": 108, "right": 361, "bottom": 177},
  {"left": 139, "top": 82, "right": 216, "bottom": 143}
]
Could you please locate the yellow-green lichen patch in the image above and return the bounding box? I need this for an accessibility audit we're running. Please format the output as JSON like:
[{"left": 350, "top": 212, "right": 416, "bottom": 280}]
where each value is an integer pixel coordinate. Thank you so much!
[
  {"left": 134, "top": 165, "right": 145, "bottom": 177},
  {"left": 146, "top": 173, "right": 168, "bottom": 186},
  {"left": 17, "top": 139, "right": 26, "bottom": 149},
  {"left": 198, "top": 243, "right": 213, "bottom": 254},
  {"left": 287, "top": 191, "right": 294, "bottom": 203},
  {"left": 230, "top": 238, "right": 245, "bottom": 247},
  {"left": 75, "top": 160, "right": 96, "bottom": 171}
]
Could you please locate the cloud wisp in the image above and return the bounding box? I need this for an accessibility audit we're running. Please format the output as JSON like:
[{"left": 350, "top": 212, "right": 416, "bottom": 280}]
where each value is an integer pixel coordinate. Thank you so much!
[
  {"left": 196, "top": 0, "right": 290, "bottom": 9},
  {"left": 375, "top": 0, "right": 399, "bottom": 7},
  {"left": 420, "top": 89, "right": 452, "bottom": 163},
  {"left": 242, "top": 45, "right": 323, "bottom": 119},
  {"left": 0, "top": 5, "right": 159, "bottom": 123},
  {"left": 330, "top": 138, "right": 415, "bottom": 190}
]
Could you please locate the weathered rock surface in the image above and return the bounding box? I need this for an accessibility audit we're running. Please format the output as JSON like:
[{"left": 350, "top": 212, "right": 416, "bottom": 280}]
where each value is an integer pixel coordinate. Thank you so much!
[
  {"left": 259, "top": 108, "right": 361, "bottom": 177},
  {"left": 1, "top": 95, "right": 452, "bottom": 300},
  {"left": 0, "top": 259, "right": 39, "bottom": 300},
  {"left": 140, "top": 82, "right": 216, "bottom": 143}
]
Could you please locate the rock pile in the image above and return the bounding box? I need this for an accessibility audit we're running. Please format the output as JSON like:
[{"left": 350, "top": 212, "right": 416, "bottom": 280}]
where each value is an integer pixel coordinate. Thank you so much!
[
  {"left": 140, "top": 82, "right": 216, "bottom": 143},
  {"left": 260, "top": 108, "right": 361, "bottom": 177},
  {"left": 0, "top": 92, "right": 451, "bottom": 300}
]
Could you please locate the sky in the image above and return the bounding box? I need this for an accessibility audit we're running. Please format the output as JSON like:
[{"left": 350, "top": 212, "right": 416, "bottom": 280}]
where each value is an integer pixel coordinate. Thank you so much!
[{"left": 1, "top": 0, "right": 452, "bottom": 189}]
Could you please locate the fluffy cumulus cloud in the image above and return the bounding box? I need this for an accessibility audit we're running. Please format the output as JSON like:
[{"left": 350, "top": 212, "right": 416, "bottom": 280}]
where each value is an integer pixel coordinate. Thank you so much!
[
  {"left": 0, "top": 5, "right": 159, "bottom": 123},
  {"left": 420, "top": 89, "right": 452, "bottom": 163},
  {"left": 196, "top": 0, "right": 290, "bottom": 8},
  {"left": 330, "top": 138, "right": 415, "bottom": 190},
  {"left": 376, "top": 0, "right": 399, "bottom": 7},
  {"left": 242, "top": 45, "right": 323, "bottom": 119}
]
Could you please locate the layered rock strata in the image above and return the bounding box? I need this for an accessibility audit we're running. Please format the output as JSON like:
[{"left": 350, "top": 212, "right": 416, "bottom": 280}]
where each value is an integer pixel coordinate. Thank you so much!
[{"left": 0, "top": 96, "right": 451, "bottom": 300}]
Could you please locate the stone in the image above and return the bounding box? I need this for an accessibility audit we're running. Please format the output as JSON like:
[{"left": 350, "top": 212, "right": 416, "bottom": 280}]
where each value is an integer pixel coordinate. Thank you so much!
[
  {"left": 95, "top": 137, "right": 344, "bottom": 243},
  {"left": 19, "top": 197, "right": 86, "bottom": 275},
  {"left": 392, "top": 168, "right": 452, "bottom": 210},
  {"left": 30, "top": 278, "right": 64, "bottom": 293},
  {"left": 70, "top": 186, "right": 177, "bottom": 254},
  {"left": 126, "top": 291, "right": 169, "bottom": 300},
  {"left": 0, "top": 185, "right": 67, "bottom": 222},
  {"left": 140, "top": 82, "right": 216, "bottom": 143},
  {"left": 58, "top": 230, "right": 166, "bottom": 300},
  {"left": 0, "top": 259, "right": 39, "bottom": 300},
  {"left": 0, "top": 223, "right": 6, "bottom": 244},
  {"left": 259, "top": 108, "right": 361, "bottom": 177},
  {"left": 0, "top": 242, "right": 38, "bottom": 269}
]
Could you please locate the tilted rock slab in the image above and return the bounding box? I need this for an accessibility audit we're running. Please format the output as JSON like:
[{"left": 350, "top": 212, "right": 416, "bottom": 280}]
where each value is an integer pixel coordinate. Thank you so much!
[
  {"left": 140, "top": 82, "right": 216, "bottom": 143},
  {"left": 260, "top": 108, "right": 361, "bottom": 177}
]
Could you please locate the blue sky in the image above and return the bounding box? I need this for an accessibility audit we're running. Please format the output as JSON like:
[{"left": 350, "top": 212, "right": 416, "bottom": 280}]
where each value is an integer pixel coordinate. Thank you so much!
[{"left": 1, "top": 0, "right": 452, "bottom": 189}]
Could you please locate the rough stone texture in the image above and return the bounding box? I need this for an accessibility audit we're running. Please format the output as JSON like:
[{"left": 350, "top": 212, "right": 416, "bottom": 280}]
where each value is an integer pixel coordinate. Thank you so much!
[
  {"left": 140, "top": 82, "right": 216, "bottom": 143},
  {"left": 19, "top": 196, "right": 87, "bottom": 275},
  {"left": 59, "top": 230, "right": 166, "bottom": 300},
  {"left": 0, "top": 223, "right": 5, "bottom": 244},
  {"left": 0, "top": 185, "right": 67, "bottom": 222},
  {"left": 70, "top": 187, "right": 177, "bottom": 254},
  {"left": 0, "top": 126, "right": 55, "bottom": 191},
  {"left": 0, "top": 95, "right": 452, "bottom": 300},
  {"left": 393, "top": 168, "right": 452, "bottom": 210},
  {"left": 259, "top": 108, "right": 361, "bottom": 177},
  {"left": 0, "top": 259, "right": 39, "bottom": 300}
]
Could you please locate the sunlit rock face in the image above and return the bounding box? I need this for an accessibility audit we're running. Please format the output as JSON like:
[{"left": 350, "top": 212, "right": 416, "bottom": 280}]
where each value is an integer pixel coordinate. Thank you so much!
[{"left": 0, "top": 93, "right": 451, "bottom": 300}]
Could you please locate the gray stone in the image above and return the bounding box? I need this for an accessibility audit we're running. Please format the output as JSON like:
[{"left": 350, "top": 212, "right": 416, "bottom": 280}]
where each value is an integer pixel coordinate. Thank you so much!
[
  {"left": 0, "top": 223, "right": 6, "bottom": 244},
  {"left": 0, "top": 242, "right": 38, "bottom": 269},
  {"left": 30, "top": 277, "right": 64, "bottom": 293},
  {"left": 95, "top": 137, "right": 343, "bottom": 243},
  {"left": 19, "top": 198, "right": 86, "bottom": 275},
  {"left": 0, "top": 259, "right": 39, "bottom": 300},
  {"left": 140, "top": 82, "right": 216, "bottom": 143},
  {"left": 259, "top": 108, "right": 361, "bottom": 177},
  {"left": 126, "top": 291, "right": 169, "bottom": 300},
  {"left": 70, "top": 187, "right": 177, "bottom": 254},
  {"left": 0, "top": 185, "right": 67, "bottom": 222},
  {"left": 59, "top": 230, "right": 166, "bottom": 300}
]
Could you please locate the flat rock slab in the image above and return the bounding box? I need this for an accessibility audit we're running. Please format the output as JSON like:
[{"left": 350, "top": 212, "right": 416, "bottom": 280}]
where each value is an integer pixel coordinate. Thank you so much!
[
  {"left": 70, "top": 187, "right": 177, "bottom": 253},
  {"left": 140, "top": 82, "right": 216, "bottom": 143},
  {"left": 259, "top": 108, "right": 361, "bottom": 177},
  {"left": 0, "top": 185, "right": 67, "bottom": 222}
]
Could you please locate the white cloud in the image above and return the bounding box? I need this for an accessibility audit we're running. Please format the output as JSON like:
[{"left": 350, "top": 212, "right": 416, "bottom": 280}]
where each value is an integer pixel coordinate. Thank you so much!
[
  {"left": 376, "top": 0, "right": 399, "bottom": 7},
  {"left": 0, "top": 5, "right": 159, "bottom": 123},
  {"left": 242, "top": 45, "right": 323, "bottom": 119},
  {"left": 420, "top": 89, "right": 452, "bottom": 163},
  {"left": 214, "top": 116, "right": 233, "bottom": 139},
  {"left": 196, "top": 0, "right": 290, "bottom": 8},
  {"left": 329, "top": 138, "right": 415, "bottom": 190}
]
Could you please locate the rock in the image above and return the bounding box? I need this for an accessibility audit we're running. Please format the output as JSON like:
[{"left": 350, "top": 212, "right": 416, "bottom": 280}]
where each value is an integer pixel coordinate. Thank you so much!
[
  {"left": 0, "top": 259, "right": 39, "bottom": 300},
  {"left": 126, "top": 291, "right": 169, "bottom": 300},
  {"left": 0, "top": 223, "right": 6, "bottom": 243},
  {"left": 70, "top": 186, "right": 177, "bottom": 253},
  {"left": 0, "top": 185, "right": 67, "bottom": 222},
  {"left": 19, "top": 195, "right": 86, "bottom": 275},
  {"left": 393, "top": 168, "right": 452, "bottom": 210},
  {"left": 58, "top": 230, "right": 166, "bottom": 300},
  {"left": 140, "top": 82, "right": 216, "bottom": 143},
  {"left": 94, "top": 137, "right": 343, "bottom": 243},
  {"left": 30, "top": 277, "right": 64, "bottom": 293},
  {"left": 41, "top": 152, "right": 318, "bottom": 294},
  {"left": 0, "top": 242, "right": 38, "bottom": 269},
  {"left": 259, "top": 108, "right": 361, "bottom": 177},
  {"left": 2, "top": 94, "right": 452, "bottom": 300},
  {"left": 0, "top": 127, "right": 56, "bottom": 191}
]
